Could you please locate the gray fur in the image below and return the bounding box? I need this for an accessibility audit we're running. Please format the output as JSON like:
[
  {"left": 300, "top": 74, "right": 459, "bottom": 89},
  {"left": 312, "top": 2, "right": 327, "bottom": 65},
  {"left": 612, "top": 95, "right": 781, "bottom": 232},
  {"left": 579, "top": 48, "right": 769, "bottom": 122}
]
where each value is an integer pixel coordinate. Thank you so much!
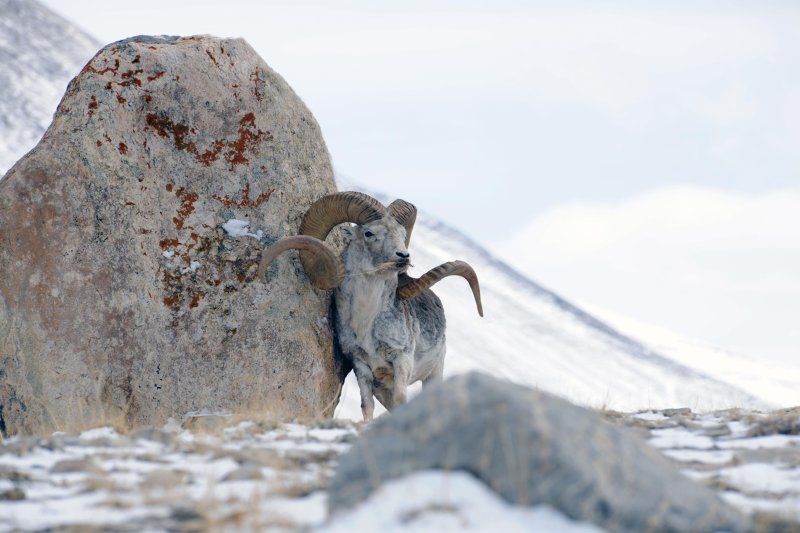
[{"left": 335, "top": 216, "right": 446, "bottom": 421}]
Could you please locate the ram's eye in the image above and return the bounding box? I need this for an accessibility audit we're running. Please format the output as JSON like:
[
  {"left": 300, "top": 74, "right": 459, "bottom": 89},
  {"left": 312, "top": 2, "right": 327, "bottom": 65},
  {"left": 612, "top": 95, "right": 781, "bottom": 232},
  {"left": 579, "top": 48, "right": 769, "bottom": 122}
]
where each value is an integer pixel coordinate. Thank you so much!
[{"left": 364, "top": 231, "right": 374, "bottom": 238}]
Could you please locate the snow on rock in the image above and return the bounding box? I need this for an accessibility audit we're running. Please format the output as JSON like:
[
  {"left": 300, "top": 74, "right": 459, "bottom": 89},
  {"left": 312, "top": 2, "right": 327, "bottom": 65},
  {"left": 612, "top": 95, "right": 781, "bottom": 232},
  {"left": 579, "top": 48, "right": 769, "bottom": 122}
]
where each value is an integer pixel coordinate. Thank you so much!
[
  {"left": 321, "top": 470, "right": 603, "bottom": 533},
  {"left": 180, "top": 260, "right": 201, "bottom": 274},
  {"left": 222, "top": 218, "right": 263, "bottom": 239}
]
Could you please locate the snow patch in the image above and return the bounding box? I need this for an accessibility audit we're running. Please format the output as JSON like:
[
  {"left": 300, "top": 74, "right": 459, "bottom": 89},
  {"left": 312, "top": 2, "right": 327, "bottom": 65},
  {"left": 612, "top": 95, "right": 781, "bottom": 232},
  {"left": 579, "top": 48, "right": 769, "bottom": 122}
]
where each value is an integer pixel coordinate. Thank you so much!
[
  {"left": 662, "top": 449, "right": 735, "bottom": 465},
  {"left": 718, "top": 434, "right": 800, "bottom": 450},
  {"left": 320, "top": 470, "right": 604, "bottom": 533},
  {"left": 78, "top": 426, "right": 120, "bottom": 441},
  {"left": 717, "top": 463, "right": 800, "bottom": 495},
  {"left": 648, "top": 427, "right": 715, "bottom": 450},
  {"left": 222, "top": 219, "right": 263, "bottom": 239},
  {"left": 634, "top": 411, "right": 669, "bottom": 421},
  {"left": 181, "top": 261, "right": 201, "bottom": 274}
]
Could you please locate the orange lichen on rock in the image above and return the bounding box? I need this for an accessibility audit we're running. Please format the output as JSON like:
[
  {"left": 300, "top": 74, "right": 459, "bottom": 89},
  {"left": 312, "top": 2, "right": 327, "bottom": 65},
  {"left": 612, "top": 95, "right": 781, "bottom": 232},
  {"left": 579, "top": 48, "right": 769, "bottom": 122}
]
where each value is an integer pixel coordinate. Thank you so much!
[
  {"left": 84, "top": 58, "right": 120, "bottom": 77},
  {"left": 119, "top": 68, "right": 144, "bottom": 87},
  {"left": 145, "top": 113, "right": 197, "bottom": 153},
  {"left": 87, "top": 95, "right": 98, "bottom": 116},
  {"left": 167, "top": 187, "right": 199, "bottom": 230},
  {"left": 213, "top": 183, "right": 274, "bottom": 208},
  {"left": 144, "top": 112, "right": 271, "bottom": 168},
  {"left": 159, "top": 239, "right": 180, "bottom": 250},
  {"left": 225, "top": 113, "right": 272, "bottom": 166}
]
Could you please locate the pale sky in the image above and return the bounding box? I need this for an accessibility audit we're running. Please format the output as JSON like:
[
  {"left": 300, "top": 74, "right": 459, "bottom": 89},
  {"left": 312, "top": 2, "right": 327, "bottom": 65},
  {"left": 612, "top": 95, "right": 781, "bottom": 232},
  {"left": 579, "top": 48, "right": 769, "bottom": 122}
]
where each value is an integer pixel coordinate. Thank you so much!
[{"left": 38, "top": 0, "right": 800, "bottom": 366}]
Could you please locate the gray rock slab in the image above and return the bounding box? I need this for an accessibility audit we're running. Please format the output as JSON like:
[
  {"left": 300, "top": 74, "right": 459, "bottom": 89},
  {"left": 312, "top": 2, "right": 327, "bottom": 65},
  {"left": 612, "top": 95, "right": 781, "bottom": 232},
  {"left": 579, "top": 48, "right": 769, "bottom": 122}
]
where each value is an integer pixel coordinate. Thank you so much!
[
  {"left": 0, "top": 35, "right": 343, "bottom": 435},
  {"left": 329, "top": 372, "right": 751, "bottom": 533}
]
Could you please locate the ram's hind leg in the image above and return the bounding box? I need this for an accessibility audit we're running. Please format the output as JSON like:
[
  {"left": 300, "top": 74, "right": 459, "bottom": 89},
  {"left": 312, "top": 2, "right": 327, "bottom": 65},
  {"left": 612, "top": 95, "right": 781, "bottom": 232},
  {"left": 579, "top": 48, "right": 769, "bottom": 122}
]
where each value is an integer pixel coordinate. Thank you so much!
[
  {"left": 352, "top": 360, "right": 375, "bottom": 422},
  {"left": 392, "top": 356, "right": 413, "bottom": 406},
  {"left": 423, "top": 357, "right": 445, "bottom": 388},
  {"left": 373, "top": 387, "right": 394, "bottom": 411},
  {"left": 420, "top": 339, "right": 446, "bottom": 388}
]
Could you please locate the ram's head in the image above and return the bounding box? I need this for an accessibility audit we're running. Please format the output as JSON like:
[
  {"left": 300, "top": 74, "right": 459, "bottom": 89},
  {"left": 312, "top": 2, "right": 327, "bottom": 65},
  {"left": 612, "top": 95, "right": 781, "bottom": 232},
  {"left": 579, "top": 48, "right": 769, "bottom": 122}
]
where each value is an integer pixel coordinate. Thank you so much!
[{"left": 258, "top": 191, "right": 483, "bottom": 316}]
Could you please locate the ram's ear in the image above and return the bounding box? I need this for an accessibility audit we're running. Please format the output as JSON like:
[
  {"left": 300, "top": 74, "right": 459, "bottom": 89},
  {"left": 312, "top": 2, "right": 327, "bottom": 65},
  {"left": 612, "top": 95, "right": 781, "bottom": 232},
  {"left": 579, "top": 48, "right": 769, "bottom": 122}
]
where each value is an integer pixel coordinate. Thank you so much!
[{"left": 340, "top": 225, "right": 354, "bottom": 242}]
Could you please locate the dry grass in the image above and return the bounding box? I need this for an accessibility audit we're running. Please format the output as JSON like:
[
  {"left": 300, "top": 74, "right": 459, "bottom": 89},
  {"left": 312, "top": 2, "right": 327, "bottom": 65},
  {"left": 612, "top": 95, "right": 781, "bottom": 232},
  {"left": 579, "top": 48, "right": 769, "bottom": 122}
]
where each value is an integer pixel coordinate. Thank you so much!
[
  {"left": 10, "top": 387, "right": 342, "bottom": 440},
  {"left": 751, "top": 511, "right": 800, "bottom": 533},
  {"left": 746, "top": 408, "right": 800, "bottom": 437},
  {"left": 1, "top": 375, "right": 133, "bottom": 438},
  {"left": 2, "top": 345, "right": 348, "bottom": 439}
]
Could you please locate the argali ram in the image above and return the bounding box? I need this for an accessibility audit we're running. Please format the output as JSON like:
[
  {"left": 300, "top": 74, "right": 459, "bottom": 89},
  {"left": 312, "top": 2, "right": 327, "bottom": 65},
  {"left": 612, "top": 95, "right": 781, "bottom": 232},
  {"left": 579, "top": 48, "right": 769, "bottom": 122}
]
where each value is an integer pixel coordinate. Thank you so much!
[{"left": 258, "top": 191, "right": 483, "bottom": 421}]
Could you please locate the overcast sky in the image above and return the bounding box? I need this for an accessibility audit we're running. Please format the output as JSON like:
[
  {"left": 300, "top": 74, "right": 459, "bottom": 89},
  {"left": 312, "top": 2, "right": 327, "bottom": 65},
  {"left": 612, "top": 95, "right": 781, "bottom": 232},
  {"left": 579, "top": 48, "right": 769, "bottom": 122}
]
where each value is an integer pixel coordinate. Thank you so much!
[{"left": 40, "top": 0, "right": 800, "bottom": 367}]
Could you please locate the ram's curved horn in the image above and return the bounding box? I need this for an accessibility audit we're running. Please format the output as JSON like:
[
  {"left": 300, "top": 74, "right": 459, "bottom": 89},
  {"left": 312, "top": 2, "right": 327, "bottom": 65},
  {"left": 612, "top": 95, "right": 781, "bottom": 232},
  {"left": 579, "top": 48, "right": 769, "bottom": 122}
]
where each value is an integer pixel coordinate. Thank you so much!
[
  {"left": 257, "top": 235, "right": 345, "bottom": 290},
  {"left": 297, "top": 192, "right": 385, "bottom": 287},
  {"left": 299, "top": 191, "right": 385, "bottom": 239},
  {"left": 397, "top": 260, "right": 483, "bottom": 317},
  {"left": 388, "top": 199, "right": 417, "bottom": 247}
]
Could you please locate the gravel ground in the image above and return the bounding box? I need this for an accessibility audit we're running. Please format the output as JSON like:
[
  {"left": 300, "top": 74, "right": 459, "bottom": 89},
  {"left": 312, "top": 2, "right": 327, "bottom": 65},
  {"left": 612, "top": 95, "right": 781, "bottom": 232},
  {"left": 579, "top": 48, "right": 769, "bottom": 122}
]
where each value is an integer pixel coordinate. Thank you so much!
[
  {"left": 0, "top": 408, "right": 798, "bottom": 531},
  {"left": 608, "top": 406, "right": 800, "bottom": 527}
]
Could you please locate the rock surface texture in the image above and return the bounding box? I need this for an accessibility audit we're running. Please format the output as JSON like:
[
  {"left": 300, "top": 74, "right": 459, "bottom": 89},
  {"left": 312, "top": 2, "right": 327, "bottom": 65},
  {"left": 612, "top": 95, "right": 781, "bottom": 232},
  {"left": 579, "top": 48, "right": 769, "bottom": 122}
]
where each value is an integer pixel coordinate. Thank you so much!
[
  {"left": 0, "top": 35, "right": 342, "bottom": 435},
  {"left": 329, "top": 372, "right": 751, "bottom": 533}
]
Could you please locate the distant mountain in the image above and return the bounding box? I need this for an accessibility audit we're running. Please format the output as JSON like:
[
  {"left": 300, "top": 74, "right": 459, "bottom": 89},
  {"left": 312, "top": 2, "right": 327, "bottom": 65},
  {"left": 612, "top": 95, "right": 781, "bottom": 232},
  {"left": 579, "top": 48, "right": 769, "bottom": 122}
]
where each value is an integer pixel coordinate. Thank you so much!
[
  {"left": 0, "top": 0, "right": 100, "bottom": 175},
  {"left": 335, "top": 184, "right": 770, "bottom": 418}
]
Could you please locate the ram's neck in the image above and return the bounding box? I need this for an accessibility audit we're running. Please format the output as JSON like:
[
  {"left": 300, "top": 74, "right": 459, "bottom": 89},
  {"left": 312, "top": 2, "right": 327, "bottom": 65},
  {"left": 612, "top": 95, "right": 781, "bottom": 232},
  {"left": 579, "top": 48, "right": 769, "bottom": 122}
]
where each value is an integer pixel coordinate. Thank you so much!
[{"left": 336, "top": 250, "right": 398, "bottom": 354}]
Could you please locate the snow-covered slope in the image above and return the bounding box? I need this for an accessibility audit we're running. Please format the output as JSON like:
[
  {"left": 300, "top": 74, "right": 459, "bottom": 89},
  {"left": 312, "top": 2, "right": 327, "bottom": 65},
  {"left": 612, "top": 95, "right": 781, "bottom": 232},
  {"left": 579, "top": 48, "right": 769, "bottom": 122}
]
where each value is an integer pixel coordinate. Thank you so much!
[
  {"left": 335, "top": 188, "right": 771, "bottom": 417},
  {"left": 414, "top": 218, "right": 768, "bottom": 410},
  {"left": 0, "top": 0, "right": 99, "bottom": 176},
  {"left": 583, "top": 305, "right": 800, "bottom": 407}
]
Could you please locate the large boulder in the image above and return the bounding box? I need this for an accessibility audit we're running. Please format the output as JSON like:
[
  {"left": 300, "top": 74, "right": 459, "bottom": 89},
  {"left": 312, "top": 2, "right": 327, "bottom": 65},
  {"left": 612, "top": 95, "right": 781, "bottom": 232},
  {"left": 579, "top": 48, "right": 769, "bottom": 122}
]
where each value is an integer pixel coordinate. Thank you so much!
[
  {"left": 0, "top": 35, "right": 344, "bottom": 435},
  {"left": 328, "top": 373, "right": 751, "bottom": 533}
]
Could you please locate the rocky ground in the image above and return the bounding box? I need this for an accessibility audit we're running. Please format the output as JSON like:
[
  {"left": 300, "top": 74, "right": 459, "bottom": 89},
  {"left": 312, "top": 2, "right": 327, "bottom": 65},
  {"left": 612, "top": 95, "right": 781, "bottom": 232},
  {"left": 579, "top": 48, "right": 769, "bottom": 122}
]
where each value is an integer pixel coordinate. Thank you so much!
[
  {"left": 610, "top": 407, "right": 800, "bottom": 527},
  {"left": 0, "top": 407, "right": 798, "bottom": 532}
]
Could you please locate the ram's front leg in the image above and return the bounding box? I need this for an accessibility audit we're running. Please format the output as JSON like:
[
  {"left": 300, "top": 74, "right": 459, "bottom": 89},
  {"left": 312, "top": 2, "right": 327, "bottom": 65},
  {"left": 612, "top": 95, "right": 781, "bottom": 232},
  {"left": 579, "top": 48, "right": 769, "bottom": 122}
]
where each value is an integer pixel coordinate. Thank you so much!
[{"left": 352, "top": 359, "right": 376, "bottom": 421}]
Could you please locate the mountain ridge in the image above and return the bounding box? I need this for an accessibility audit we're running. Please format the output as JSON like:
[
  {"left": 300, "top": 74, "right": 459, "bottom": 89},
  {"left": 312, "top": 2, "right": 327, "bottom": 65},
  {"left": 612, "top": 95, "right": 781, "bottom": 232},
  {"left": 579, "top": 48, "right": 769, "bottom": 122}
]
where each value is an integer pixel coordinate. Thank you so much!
[{"left": 0, "top": 0, "right": 100, "bottom": 175}]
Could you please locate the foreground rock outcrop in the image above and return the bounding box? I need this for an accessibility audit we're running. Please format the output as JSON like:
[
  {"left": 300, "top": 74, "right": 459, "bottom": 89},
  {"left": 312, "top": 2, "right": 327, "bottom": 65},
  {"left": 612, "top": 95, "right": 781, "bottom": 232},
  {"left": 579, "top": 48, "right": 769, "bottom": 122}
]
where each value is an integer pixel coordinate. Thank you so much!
[
  {"left": 329, "top": 373, "right": 751, "bottom": 532},
  {"left": 0, "top": 35, "right": 342, "bottom": 435}
]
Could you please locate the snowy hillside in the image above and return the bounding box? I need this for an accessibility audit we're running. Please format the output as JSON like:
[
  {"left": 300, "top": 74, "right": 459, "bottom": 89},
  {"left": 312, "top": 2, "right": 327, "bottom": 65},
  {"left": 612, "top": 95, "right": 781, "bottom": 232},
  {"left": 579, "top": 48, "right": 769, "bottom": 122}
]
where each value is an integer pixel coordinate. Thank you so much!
[
  {"left": 334, "top": 188, "right": 771, "bottom": 417},
  {"left": 582, "top": 305, "right": 800, "bottom": 407},
  {"left": 0, "top": 0, "right": 99, "bottom": 175}
]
